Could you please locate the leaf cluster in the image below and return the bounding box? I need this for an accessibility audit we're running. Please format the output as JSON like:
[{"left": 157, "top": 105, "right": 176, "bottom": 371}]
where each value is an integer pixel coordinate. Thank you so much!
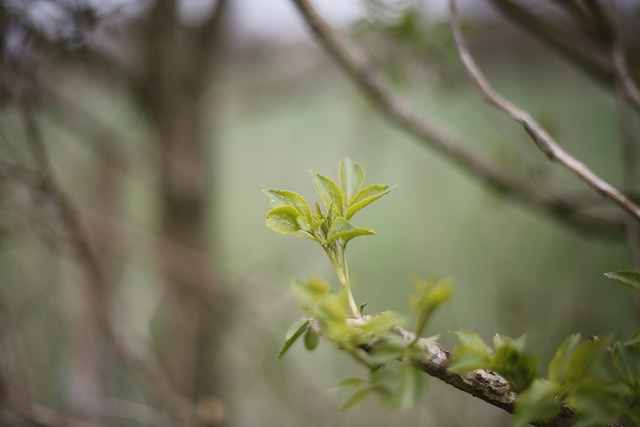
[{"left": 265, "top": 161, "right": 640, "bottom": 426}]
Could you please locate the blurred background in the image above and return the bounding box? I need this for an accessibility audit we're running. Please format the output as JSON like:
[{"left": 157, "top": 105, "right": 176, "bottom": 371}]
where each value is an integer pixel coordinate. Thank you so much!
[{"left": 0, "top": 0, "right": 638, "bottom": 426}]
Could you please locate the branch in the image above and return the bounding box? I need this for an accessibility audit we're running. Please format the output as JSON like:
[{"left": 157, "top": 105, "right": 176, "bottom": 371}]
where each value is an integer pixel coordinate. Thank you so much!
[
  {"left": 390, "top": 328, "right": 622, "bottom": 427},
  {"left": 488, "top": 0, "right": 612, "bottom": 86},
  {"left": 290, "top": 0, "right": 624, "bottom": 239},
  {"left": 449, "top": 0, "right": 640, "bottom": 222}
]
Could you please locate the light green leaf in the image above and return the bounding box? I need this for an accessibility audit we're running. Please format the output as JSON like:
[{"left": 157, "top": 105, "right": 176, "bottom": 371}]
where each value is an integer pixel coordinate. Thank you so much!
[
  {"left": 605, "top": 270, "right": 640, "bottom": 292},
  {"left": 266, "top": 205, "right": 305, "bottom": 235},
  {"left": 448, "top": 331, "right": 493, "bottom": 372},
  {"left": 567, "top": 379, "right": 623, "bottom": 427},
  {"left": 564, "top": 337, "right": 608, "bottom": 387},
  {"left": 340, "top": 387, "right": 371, "bottom": 412},
  {"left": 514, "top": 379, "right": 563, "bottom": 427},
  {"left": 263, "top": 189, "right": 313, "bottom": 223},
  {"left": 548, "top": 334, "right": 581, "bottom": 384},
  {"left": 330, "top": 377, "right": 367, "bottom": 393},
  {"left": 491, "top": 334, "right": 538, "bottom": 393},
  {"left": 278, "top": 318, "right": 309, "bottom": 358},
  {"left": 625, "top": 327, "right": 640, "bottom": 346},
  {"left": 398, "top": 358, "right": 423, "bottom": 409},
  {"left": 611, "top": 342, "right": 637, "bottom": 386},
  {"left": 346, "top": 184, "right": 396, "bottom": 219},
  {"left": 339, "top": 158, "right": 365, "bottom": 204},
  {"left": 366, "top": 311, "right": 405, "bottom": 332},
  {"left": 304, "top": 328, "right": 320, "bottom": 351},
  {"left": 324, "top": 217, "right": 376, "bottom": 246},
  {"left": 311, "top": 171, "right": 344, "bottom": 216}
]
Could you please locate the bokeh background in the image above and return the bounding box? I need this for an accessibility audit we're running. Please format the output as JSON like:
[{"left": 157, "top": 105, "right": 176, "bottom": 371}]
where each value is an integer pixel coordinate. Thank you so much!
[{"left": 0, "top": 0, "right": 637, "bottom": 426}]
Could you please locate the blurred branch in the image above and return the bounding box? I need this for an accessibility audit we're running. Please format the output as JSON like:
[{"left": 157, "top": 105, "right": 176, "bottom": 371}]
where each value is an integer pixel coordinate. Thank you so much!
[
  {"left": 488, "top": 0, "right": 613, "bottom": 86},
  {"left": 390, "top": 327, "right": 622, "bottom": 427},
  {"left": 449, "top": 0, "right": 640, "bottom": 221},
  {"left": 290, "top": 0, "right": 625, "bottom": 238},
  {"left": 14, "top": 87, "right": 197, "bottom": 426},
  {"left": 613, "top": 41, "right": 640, "bottom": 109},
  {"left": 9, "top": 397, "right": 105, "bottom": 427},
  {"left": 611, "top": 30, "right": 640, "bottom": 266}
]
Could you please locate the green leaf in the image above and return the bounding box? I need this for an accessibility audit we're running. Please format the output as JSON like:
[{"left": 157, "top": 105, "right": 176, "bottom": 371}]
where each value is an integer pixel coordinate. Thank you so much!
[
  {"left": 448, "top": 331, "right": 493, "bottom": 372},
  {"left": 263, "top": 189, "right": 313, "bottom": 223},
  {"left": 368, "top": 343, "right": 408, "bottom": 364},
  {"left": 355, "top": 311, "right": 406, "bottom": 337},
  {"left": 278, "top": 318, "right": 309, "bottom": 358},
  {"left": 398, "top": 358, "right": 422, "bottom": 409},
  {"left": 346, "top": 184, "right": 395, "bottom": 219},
  {"left": 324, "top": 217, "right": 376, "bottom": 245},
  {"left": 330, "top": 377, "right": 367, "bottom": 393},
  {"left": 311, "top": 171, "right": 344, "bottom": 216},
  {"left": 612, "top": 341, "right": 640, "bottom": 387},
  {"left": 625, "top": 327, "right": 640, "bottom": 346},
  {"left": 605, "top": 270, "right": 640, "bottom": 292},
  {"left": 265, "top": 205, "right": 313, "bottom": 238},
  {"left": 514, "top": 379, "right": 563, "bottom": 427},
  {"left": 491, "top": 334, "right": 538, "bottom": 393},
  {"left": 548, "top": 334, "right": 582, "bottom": 384},
  {"left": 567, "top": 379, "right": 623, "bottom": 427},
  {"left": 340, "top": 387, "right": 371, "bottom": 412},
  {"left": 304, "top": 327, "right": 320, "bottom": 351},
  {"left": 339, "top": 158, "right": 365, "bottom": 204},
  {"left": 564, "top": 337, "right": 608, "bottom": 387}
]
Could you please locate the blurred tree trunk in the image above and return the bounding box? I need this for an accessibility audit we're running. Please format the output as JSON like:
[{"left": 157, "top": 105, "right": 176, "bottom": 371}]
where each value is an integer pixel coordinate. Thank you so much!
[{"left": 137, "top": 1, "right": 229, "bottom": 424}]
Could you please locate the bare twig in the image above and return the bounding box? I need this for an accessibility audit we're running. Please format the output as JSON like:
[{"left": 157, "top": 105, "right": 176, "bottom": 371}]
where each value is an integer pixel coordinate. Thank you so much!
[
  {"left": 449, "top": 0, "right": 640, "bottom": 222},
  {"left": 612, "top": 41, "right": 640, "bottom": 109},
  {"left": 290, "top": 0, "right": 624, "bottom": 239}
]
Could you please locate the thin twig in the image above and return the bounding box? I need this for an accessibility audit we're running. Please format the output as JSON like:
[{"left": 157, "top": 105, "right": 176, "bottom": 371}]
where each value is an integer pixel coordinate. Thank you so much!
[
  {"left": 449, "top": 0, "right": 640, "bottom": 222},
  {"left": 290, "top": 0, "right": 624, "bottom": 239},
  {"left": 612, "top": 41, "right": 640, "bottom": 109}
]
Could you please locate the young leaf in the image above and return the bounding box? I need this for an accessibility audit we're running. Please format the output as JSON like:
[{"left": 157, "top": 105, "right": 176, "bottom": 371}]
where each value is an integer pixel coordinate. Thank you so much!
[
  {"left": 567, "top": 379, "right": 624, "bottom": 427},
  {"left": 339, "top": 158, "right": 365, "bottom": 204},
  {"left": 304, "top": 327, "right": 321, "bottom": 351},
  {"left": 491, "top": 334, "right": 538, "bottom": 393},
  {"left": 611, "top": 342, "right": 640, "bottom": 387},
  {"left": 448, "top": 331, "right": 493, "bottom": 372},
  {"left": 324, "top": 217, "right": 376, "bottom": 246},
  {"left": 346, "top": 184, "right": 396, "bottom": 219},
  {"left": 563, "top": 337, "right": 608, "bottom": 387},
  {"left": 263, "top": 189, "right": 313, "bottom": 223},
  {"left": 330, "top": 377, "right": 367, "bottom": 393},
  {"left": 340, "top": 387, "right": 372, "bottom": 412},
  {"left": 605, "top": 270, "right": 640, "bottom": 292},
  {"left": 311, "top": 171, "right": 344, "bottom": 216},
  {"left": 548, "top": 334, "right": 581, "bottom": 384},
  {"left": 398, "top": 358, "right": 422, "bottom": 409},
  {"left": 514, "top": 379, "right": 563, "bottom": 427},
  {"left": 278, "top": 318, "right": 310, "bottom": 358},
  {"left": 266, "top": 205, "right": 309, "bottom": 236}
]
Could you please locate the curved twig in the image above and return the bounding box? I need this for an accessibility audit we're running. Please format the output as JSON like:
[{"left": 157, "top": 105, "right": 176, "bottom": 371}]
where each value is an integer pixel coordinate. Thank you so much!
[
  {"left": 290, "top": 0, "right": 625, "bottom": 239},
  {"left": 449, "top": 0, "right": 640, "bottom": 222}
]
